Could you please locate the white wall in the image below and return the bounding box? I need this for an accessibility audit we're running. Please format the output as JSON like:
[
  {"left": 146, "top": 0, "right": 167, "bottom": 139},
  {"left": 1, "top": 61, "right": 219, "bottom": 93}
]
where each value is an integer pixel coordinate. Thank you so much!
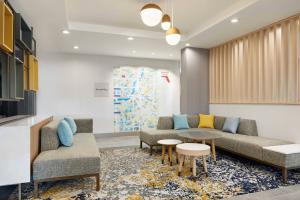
[
  {"left": 210, "top": 104, "right": 300, "bottom": 143},
  {"left": 37, "top": 53, "right": 180, "bottom": 134}
]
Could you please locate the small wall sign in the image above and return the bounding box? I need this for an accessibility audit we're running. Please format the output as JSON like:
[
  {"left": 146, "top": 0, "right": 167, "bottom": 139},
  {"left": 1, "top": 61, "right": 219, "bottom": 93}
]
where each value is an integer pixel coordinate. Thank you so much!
[{"left": 94, "top": 82, "right": 109, "bottom": 97}]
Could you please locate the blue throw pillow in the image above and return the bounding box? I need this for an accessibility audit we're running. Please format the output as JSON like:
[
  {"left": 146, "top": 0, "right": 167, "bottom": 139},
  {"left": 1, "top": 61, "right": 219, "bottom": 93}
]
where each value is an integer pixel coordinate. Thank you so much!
[
  {"left": 222, "top": 117, "right": 240, "bottom": 133},
  {"left": 58, "top": 120, "right": 74, "bottom": 146},
  {"left": 64, "top": 117, "right": 77, "bottom": 134},
  {"left": 173, "top": 114, "right": 190, "bottom": 130}
]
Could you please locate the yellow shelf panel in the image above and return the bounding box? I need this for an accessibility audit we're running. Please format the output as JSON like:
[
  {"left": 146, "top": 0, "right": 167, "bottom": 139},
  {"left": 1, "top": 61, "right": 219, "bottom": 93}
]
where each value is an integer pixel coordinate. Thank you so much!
[
  {"left": 24, "top": 53, "right": 29, "bottom": 90},
  {"left": 29, "top": 55, "right": 38, "bottom": 91},
  {"left": 0, "top": 1, "right": 13, "bottom": 53}
]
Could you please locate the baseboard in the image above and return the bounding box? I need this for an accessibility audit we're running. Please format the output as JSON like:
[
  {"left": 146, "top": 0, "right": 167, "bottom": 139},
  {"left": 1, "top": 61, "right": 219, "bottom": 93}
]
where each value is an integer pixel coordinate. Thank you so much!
[{"left": 94, "top": 132, "right": 140, "bottom": 138}]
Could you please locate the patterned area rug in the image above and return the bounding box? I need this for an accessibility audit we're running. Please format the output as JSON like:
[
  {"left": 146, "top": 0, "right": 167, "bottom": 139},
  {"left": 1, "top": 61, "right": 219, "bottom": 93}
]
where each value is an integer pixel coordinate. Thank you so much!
[{"left": 9, "top": 147, "right": 300, "bottom": 200}]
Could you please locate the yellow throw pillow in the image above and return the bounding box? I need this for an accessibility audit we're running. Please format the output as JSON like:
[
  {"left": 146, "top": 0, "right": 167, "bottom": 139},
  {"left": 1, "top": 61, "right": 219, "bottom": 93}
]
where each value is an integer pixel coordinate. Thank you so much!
[{"left": 198, "top": 114, "right": 215, "bottom": 129}]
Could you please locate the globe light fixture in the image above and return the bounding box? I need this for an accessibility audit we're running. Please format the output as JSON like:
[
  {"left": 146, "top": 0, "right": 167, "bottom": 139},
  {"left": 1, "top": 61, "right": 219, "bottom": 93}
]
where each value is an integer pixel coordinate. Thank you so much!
[
  {"left": 166, "top": 27, "right": 181, "bottom": 46},
  {"left": 161, "top": 14, "right": 171, "bottom": 31},
  {"left": 140, "top": 4, "right": 163, "bottom": 27}
]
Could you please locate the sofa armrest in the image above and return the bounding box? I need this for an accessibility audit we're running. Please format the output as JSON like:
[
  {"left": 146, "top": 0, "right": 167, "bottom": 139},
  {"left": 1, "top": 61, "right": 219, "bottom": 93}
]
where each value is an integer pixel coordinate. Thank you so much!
[{"left": 74, "top": 118, "right": 93, "bottom": 133}]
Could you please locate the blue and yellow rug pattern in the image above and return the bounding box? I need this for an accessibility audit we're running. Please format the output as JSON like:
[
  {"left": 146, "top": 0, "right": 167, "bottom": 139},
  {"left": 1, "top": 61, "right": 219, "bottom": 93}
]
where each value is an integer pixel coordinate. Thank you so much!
[{"left": 9, "top": 147, "right": 300, "bottom": 199}]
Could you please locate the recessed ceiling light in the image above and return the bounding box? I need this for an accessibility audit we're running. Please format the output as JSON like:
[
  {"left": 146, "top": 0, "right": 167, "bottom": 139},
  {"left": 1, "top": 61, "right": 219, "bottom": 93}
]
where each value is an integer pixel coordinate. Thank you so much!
[
  {"left": 169, "top": 53, "right": 173, "bottom": 57},
  {"left": 62, "top": 30, "right": 70, "bottom": 34},
  {"left": 231, "top": 18, "right": 239, "bottom": 23},
  {"left": 132, "top": 50, "right": 136, "bottom": 54},
  {"left": 185, "top": 43, "right": 190, "bottom": 47},
  {"left": 128, "top": 37, "right": 134, "bottom": 41},
  {"left": 151, "top": 52, "right": 155, "bottom": 55},
  {"left": 73, "top": 46, "right": 79, "bottom": 50}
]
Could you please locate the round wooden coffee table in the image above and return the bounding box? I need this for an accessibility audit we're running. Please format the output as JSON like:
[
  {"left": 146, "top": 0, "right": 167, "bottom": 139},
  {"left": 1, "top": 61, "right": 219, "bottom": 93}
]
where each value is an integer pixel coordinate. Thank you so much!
[
  {"left": 176, "top": 143, "right": 210, "bottom": 176},
  {"left": 157, "top": 139, "right": 182, "bottom": 166},
  {"left": 177, "top": 131, "right": 221, "bottom": 161}
]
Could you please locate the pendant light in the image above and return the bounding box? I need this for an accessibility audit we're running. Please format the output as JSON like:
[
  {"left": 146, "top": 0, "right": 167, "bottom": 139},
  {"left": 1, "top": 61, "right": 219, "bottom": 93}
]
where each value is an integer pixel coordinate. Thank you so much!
[
  {"left": 161, "top": 14, "right": 171, "bottom": 31},
  {"left": 166, "top": 0, "right": 181, "bottom": 45},
  {"left": 140, "top": 3, "right": 163, "bottom": 27},
  {"left": 166, "top": 27, "right": 181, "bottom": 45}
]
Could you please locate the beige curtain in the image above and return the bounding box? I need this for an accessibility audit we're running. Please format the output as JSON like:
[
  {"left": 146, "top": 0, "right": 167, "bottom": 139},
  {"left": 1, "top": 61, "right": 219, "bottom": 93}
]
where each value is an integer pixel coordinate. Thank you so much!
[{"left": 210, "top": 15, "right": 300, "bottom": 104}]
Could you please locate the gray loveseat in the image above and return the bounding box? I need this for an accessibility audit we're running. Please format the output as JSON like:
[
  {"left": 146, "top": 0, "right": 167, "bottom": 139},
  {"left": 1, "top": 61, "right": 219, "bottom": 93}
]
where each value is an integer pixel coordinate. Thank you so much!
[
  {"left": 33, "top": 118, "right": 100, "bottom": 197},
  {"left": 140, "top": 115, "right": 294, "bottom": 182}
]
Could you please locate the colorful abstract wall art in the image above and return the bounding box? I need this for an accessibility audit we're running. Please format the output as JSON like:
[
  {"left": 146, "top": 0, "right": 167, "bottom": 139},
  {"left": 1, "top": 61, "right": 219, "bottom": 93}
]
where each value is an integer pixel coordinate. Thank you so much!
[{"left": 113, "top": 67, "right": 160, "bottom": 132}]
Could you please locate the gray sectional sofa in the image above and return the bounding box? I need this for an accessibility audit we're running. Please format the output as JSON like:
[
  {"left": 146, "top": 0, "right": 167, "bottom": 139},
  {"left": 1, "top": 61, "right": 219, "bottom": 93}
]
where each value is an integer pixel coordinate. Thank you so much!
[
  {"left": 33, "top": 118, "right": 100, "bottom": 197},
  {"left": 140, "top": 115, "right": 295, "bottom": 182}
]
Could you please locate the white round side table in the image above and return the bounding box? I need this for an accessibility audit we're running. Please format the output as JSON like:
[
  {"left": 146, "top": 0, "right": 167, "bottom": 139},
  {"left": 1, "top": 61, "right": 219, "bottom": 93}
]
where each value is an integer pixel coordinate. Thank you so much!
[
  {"left": 176, "top": 143, "right": 210, "bottom": 176},
  {"left": 157, "top": 139, "right": 182, "bottom": 166}
]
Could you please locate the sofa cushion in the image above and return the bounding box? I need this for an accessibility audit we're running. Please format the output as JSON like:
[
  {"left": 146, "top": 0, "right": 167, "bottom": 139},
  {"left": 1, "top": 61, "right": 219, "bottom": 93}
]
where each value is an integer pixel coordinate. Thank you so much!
[
  {"left": 140, "top": 129, "right": 180, "bottom": 145},
  {"left": 74, "top": 118, "right": 93, "bottom": 133},
  {"left": 33, "top": 133, "right": 100, "bottom": 180},
  {"left": 263, "top": 144, "right": 299, "bottom": 168},
  {"left": 173, "top": 114, "right": 189, "bottom": 130},
  {"left": 235, "top": 134, "right": 291, "bottom": 160},
  {"left": 222, "top": 117, "right": 240, "bottom": 134},
  {"left": 176, "top": 127, "right": 223, "bottom": 135},
  {"left": 41, "top": 120, "right": 61, "bottom": 151},
  {"left": 216, "top": 132, "right": 291, "bottom": 160},
  {"left": 237, "top": 119, "right": 258, "bottom": 136},
  {"left": 214, "top": 116, "right": 226, "bottom": 130},
  {"left": 57, "top": 120, "right": 74, "bottom": 147},
  {"left": 141, "top": 128, "right": 222, "bottom": 145},
  {"left": 157, "top": 117, "right": 174, "bottom": 130},
  {"left": 215, "top": 132, "right": 238, "bottom": 153},
  {"left": 187, "top": 115, "right": 199, "bottom": 128}
]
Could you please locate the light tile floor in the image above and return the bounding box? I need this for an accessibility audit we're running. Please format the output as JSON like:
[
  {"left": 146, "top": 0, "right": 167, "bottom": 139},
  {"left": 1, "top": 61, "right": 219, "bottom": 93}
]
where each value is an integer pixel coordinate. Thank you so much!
[
  {"left": 228, "top": 184, "right": 300, "bottom": 200},
  {"left": 96, "top": 135, "right": 140, "bottom": 149}
]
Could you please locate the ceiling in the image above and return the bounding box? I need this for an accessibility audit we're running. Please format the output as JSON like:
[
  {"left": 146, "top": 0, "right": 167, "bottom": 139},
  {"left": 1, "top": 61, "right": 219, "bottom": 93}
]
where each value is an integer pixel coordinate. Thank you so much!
[{"left": 8, "top": 0, "right": 300, "bottom": 60}]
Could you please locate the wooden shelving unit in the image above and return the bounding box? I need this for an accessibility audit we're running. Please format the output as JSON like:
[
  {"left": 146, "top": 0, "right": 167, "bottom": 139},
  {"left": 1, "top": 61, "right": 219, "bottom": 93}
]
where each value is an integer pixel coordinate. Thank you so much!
[
  {"left": 28, "top": 55, "right": 38, "bottom": 91},
  {"left": 0, "top": 0, "right": 38, "bottom": 102},
  {"left": 0, "top": 1, "right": 14, "bottom": 53}
]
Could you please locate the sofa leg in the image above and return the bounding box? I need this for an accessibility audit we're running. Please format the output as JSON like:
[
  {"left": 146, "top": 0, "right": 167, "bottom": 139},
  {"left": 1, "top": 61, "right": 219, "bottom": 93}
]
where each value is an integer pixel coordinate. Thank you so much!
[
  {"left": 150, "top": 145, "right": 153, "bottom": 156},
  {"left": 95, "top": 174, "right": 100, "bottom": 191},
  {"left": 282, "top": 168, "right": 288, "bottom": 183},
  {"left": 140, "top": 140, "right": 143, "bottom": 148},
  {"left": 34, "top": 181, "right": 39, "bottom": 198}
]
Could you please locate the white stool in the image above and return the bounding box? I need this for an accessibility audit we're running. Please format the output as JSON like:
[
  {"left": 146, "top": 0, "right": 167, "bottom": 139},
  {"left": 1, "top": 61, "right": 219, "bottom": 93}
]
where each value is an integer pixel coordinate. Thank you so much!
[
  {"left": 157, "top": 139, "right": 182, "bottom": 166},
  {"left": 176, "top": 143, "right": 210, "bottom": 176}
]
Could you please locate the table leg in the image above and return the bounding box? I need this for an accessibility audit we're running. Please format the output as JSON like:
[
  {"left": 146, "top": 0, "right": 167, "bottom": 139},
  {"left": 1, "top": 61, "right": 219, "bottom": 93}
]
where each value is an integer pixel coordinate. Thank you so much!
[
  {"left": 175, "top": 149, "right": 179, "bottom": 164},
  {"left": 282, "top": 168, "right": 288, "bottom": 183},
  {"left": 203, "top": 156, "right": 208, "bottom": 177},
  {"left": 211, "top": 139, "right": 216, "bottom": 161},
  {"left": 18, "top": 183, "right": 21, "bottom": 200},
  {"left": 161, "top": 145, "right": 165, "bottom": 164},
  {"left": 190, "top": 157, "right": 193, "bottom": 172},
  {"left": 192, "top": 157, "right": 196, "bottom": 176},
  {"left": 178, "top": 155, "right": 184, "bottom": 176},
  {"left": 168, "top": 146, "right": 173, "bottom": 166}
]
